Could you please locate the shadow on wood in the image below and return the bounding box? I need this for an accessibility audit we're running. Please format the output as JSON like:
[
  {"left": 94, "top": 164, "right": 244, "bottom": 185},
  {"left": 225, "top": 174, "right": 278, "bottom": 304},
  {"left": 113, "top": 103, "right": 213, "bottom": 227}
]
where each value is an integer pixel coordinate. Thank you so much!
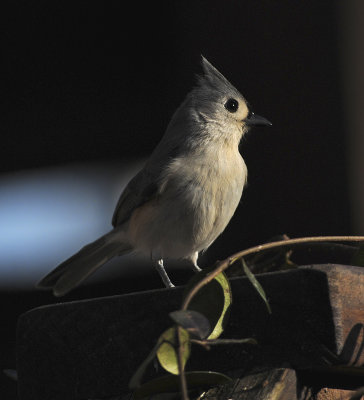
[{"left": 16, "top": 264, "right": 364, "bottom": 399}]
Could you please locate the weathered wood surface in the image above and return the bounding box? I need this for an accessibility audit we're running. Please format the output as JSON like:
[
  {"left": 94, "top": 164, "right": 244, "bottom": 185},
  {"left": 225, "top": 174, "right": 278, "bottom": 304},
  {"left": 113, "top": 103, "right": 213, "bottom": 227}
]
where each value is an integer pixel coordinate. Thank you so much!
[
  {"left": 16, "top": 264, "right": 364, "bottom": 400},
  {"left": 203, "top": 368, "right": 298, "bottom": 400},
  {"left": 203, "top": 368, "right": 359, "bottom": 400},
  {"left": 315, "top": 388, "right": 359, "bottom": 400},
  {"left": 316, "top": 265, "right": 364, "bottom": 366}
]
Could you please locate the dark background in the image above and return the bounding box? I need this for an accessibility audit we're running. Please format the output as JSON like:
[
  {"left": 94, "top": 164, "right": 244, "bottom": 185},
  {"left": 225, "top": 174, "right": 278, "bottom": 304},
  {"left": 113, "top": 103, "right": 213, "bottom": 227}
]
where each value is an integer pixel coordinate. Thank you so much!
[{"left": 1, "top": 1, "right": 354, "bottom": 397}]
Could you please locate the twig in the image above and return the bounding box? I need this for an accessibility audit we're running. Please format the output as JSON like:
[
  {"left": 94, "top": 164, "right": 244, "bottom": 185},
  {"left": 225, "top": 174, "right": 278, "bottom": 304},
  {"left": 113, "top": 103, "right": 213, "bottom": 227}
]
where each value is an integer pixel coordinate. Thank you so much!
[
  {"left": 181, "top": 236, "right": 364, "bottom": 311},
  {"left": 191, "top": 338, "right": 257, "bottom": 347}
]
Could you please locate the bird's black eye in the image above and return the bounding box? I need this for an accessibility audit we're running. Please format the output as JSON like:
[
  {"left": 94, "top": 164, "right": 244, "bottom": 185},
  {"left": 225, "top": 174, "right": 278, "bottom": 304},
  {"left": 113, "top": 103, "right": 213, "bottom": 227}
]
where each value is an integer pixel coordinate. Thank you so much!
[{"left": 224, "top": 98, "right": 239, "bottom": 113}]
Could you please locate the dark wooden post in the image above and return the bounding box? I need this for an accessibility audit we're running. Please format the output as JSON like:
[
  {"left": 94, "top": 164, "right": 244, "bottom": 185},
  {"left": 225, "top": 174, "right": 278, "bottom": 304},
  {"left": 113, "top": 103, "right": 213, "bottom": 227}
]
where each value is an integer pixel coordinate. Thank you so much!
[{"left": 16, "top": 265, "right": 364, "bottom": 399}]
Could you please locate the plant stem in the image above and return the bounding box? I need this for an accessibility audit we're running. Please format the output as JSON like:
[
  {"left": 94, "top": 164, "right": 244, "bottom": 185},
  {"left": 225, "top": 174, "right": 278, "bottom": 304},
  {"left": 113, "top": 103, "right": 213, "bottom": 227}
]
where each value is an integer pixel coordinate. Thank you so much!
[
  {"left": 177, "top": 326, "right": 189, "bottom": 400},
  {"left": 191, "top": 338, "right": 257, "bottom": 346},
  {"left": 181, "top": 235, "right": 364, "bottom": 311}
]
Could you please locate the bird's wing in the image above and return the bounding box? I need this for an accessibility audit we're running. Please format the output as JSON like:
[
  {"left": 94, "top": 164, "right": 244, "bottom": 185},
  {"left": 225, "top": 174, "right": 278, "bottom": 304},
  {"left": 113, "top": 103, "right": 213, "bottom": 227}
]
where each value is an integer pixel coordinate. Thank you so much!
[
  {"left": 111, "top": 168, "right": 161, "bottom": 227},
  {"left": 112, "top": 120, "right": 183, "bottom": 227}
]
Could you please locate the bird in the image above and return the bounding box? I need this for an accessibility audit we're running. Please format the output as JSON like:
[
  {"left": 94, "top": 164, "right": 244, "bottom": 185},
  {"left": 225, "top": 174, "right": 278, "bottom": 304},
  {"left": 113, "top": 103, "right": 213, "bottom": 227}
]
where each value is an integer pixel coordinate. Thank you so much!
[{"left": 36, "top": 56, "right": 271, "bottom": 296}]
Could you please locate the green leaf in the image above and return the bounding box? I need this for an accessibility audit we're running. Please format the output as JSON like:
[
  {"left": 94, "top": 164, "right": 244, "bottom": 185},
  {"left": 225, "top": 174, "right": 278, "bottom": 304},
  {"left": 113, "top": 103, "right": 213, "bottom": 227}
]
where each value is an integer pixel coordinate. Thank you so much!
[
  {"left": 169, "top": 310, "right": 211, "bottom": 340},
  {"left": 183, "top": 266, "right": 232, "bottom": 340},
  {"left": 129, "top": 341, "right": 162, "bottom": 390},
  {"left": 242, "top": 258, "right": 272, "bottom": 314},
  {"left": 156, "top": 327, "right": 191, "bottom": 375},
  {"left": 133, "top": 371, "right": 232, "bottom": 400}
]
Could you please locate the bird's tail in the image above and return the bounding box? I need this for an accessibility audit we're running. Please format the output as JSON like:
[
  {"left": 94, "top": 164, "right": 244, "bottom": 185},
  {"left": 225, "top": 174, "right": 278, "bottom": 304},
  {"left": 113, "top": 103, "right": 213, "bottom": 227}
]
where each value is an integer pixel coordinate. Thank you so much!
[{"left": 36, "top": 228, "right": 132, "bottom": 297}]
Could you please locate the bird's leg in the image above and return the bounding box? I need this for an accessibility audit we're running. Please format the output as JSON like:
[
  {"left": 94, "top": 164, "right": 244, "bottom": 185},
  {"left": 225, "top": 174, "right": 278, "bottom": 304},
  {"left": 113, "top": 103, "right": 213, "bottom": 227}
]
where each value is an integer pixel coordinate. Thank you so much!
[
  {"left": 190, "top": 252, "right": 201, "bottom": 272},
  {"left": 155, "top": 259, "right": 175, "bottom": 288}
]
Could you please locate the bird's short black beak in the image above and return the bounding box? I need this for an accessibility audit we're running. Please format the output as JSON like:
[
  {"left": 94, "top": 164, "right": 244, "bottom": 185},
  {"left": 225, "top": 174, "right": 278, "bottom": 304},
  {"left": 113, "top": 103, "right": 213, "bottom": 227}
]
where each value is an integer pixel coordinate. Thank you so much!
[{"left": 245, "top": 112, "right": 272, "bottom": 127}]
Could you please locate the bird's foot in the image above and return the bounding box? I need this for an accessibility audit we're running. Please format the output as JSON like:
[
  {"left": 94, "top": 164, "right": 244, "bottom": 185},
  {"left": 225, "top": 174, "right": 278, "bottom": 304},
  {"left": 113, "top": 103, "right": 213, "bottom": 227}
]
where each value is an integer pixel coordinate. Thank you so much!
[{"left": 155, "top": 259, "right": 175, "bottom": 288}]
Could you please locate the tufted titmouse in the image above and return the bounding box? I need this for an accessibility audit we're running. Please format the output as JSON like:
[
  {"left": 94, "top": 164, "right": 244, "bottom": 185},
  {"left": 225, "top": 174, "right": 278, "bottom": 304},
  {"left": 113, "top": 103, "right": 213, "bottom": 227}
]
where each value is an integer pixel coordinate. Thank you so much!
[{"left": 37, "top": 56, "right": 271, "bottom": 296}]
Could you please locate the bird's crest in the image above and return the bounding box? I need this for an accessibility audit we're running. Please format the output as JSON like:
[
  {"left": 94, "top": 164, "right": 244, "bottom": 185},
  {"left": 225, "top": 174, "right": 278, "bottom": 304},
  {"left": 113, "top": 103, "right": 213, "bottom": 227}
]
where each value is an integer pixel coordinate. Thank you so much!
[{"left": 198, "top": 55, "right": 241, "bottom": 99}]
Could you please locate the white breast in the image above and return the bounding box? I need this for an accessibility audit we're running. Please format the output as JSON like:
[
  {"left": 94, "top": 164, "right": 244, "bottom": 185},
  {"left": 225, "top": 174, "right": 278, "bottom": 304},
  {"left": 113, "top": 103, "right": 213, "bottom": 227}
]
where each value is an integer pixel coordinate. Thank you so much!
[{"left": 128, "top": 147, "right": 247, "bottom": 260}]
